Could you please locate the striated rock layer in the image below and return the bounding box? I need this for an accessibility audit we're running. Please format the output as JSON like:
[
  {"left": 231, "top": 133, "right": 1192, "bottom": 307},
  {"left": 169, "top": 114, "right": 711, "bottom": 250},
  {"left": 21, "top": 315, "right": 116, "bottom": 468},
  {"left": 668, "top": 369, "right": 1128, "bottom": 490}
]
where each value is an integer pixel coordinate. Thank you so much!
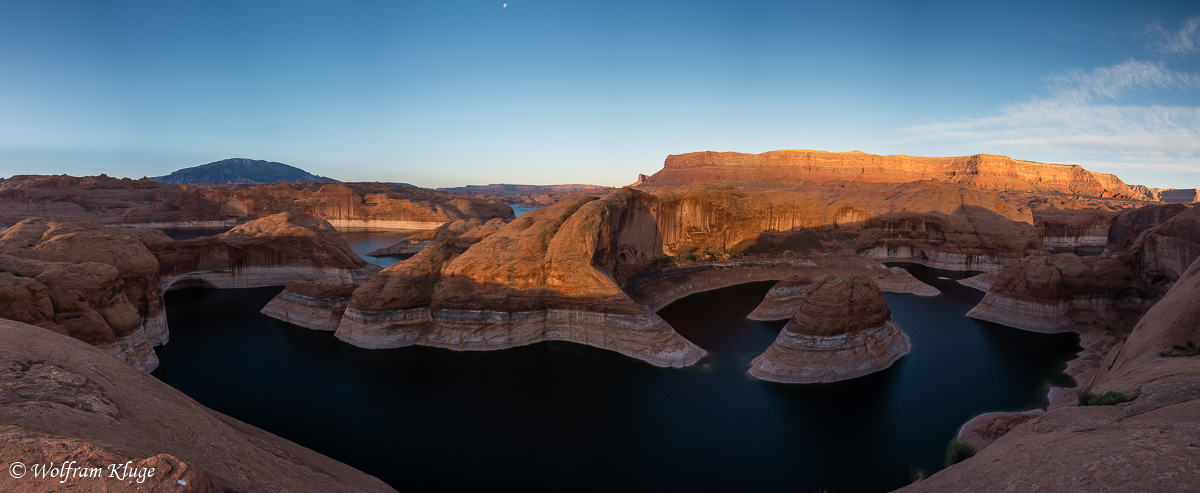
[
  {"left": 902, "top": 255, "right": 1200, "bottom": 493},
  {"left": 333, "top": 192, "right": 706, "bottom": 367},
  {"left": 966, "top": 253, "right": 1145, "bottom": 333},
  {"left": 748, "top": 275, "right": 911, "bottom": 383},
  {"left": 966, "top": 202, "right": 1200, "bottom": 335},
  {"left": 261, "top": 281, "right": 359, "bottom": 331},
  {"left": 745, "top": 263, "right": 938, "bottom": 321},
  {"left": 0, "top": 174, "right": 512, "bottom": 230},
  {"left": 642, "top": 150, "right": 1153, "bottom": 200},
  {"left": 0, "top": 318, "right": 394, "bottom": 492},
  {"left": 0, "top": 212, "right": 375, "bottom": 371}
]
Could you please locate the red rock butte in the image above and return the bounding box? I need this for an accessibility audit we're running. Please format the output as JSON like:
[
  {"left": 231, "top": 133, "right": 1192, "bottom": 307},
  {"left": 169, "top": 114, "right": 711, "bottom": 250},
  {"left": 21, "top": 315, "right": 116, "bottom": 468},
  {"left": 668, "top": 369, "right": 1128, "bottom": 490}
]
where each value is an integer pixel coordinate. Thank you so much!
[{"left": 642, "top": 150, "right": 1152, "bottom": 201}]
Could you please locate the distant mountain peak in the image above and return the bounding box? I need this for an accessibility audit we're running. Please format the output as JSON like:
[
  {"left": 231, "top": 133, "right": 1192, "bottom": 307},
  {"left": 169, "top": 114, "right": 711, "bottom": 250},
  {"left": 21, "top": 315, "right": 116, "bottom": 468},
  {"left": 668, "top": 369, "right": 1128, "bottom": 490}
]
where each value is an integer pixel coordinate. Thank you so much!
[{"left": 151, "top": 158, "right": 338, "bottom": 185}]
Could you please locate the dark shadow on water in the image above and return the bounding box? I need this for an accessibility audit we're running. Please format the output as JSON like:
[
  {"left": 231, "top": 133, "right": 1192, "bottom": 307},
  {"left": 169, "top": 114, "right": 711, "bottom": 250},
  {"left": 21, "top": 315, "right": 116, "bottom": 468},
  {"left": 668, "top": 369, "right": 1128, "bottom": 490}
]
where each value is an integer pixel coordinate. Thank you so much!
[{"left": 154, "top": 262, "right": 1079, "bottom": 493}]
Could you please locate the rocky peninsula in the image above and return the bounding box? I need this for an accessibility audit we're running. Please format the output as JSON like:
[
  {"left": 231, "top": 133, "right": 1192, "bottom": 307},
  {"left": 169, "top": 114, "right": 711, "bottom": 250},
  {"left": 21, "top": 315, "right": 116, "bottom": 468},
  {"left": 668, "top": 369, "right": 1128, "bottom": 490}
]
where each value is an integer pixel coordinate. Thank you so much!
[
  {"left": 748, "top": 275, "right": 911, "bottom": 383},
  {"left": 0, "top": 212, "right": 376, "bottom": 372}
]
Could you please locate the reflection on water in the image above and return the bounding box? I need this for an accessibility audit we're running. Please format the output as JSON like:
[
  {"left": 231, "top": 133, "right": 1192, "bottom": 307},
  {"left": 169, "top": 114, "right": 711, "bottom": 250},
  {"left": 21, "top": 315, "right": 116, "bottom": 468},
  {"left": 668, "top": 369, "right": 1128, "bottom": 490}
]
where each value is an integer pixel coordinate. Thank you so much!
[
  {"left": 155, "top": 226, "right": 234, "bottom": 240},
  {"left": 153, "top": 263, "right": 1078, "bottom": 492},
  {"left": 337, "top": 229, "right": 421, "bottom": 268}
]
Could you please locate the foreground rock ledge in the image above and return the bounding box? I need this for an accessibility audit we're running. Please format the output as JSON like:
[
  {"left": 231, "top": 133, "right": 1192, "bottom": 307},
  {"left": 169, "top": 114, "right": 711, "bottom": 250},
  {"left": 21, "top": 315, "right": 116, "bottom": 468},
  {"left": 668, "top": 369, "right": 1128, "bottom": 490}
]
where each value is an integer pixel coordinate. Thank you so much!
[
  {"left": 749, "top": 275, "right": 911, "bottom": 383},
  {"left": 0, "top": 318, "right": 394, "bottom": 492}
]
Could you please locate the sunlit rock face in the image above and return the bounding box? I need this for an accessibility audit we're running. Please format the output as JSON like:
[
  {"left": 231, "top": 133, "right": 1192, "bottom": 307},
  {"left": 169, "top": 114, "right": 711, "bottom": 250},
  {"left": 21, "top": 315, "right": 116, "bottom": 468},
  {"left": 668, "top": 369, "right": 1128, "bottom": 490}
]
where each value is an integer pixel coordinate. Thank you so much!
[
  {"left": 0, "top": 213, "right": 376, "bottom": 372},
  {"left": 272, "top": 182, "right": 1056, "bottom": 366},
  {"left": 642, "top": 150, "right": 1152, "bottom": 200},
  {"left": 0, "top": 218, "right": 168, "bottom": 372},
  {"left": 333, "top": 190, "right": 707, "bottom": 368},
  {"left": 748, "top": 275, "right": 910, "bottom": 383}
]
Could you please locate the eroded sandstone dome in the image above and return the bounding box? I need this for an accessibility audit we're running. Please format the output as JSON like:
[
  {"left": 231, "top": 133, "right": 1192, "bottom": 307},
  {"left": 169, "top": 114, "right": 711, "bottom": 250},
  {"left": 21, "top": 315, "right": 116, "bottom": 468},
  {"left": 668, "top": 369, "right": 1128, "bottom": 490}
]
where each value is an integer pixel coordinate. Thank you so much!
[
  {"left": 749, "top": 274, "right": 911, "bottom": 383},
  {"left": 786, "top": 275, "right": 891, "bottom": 337}
]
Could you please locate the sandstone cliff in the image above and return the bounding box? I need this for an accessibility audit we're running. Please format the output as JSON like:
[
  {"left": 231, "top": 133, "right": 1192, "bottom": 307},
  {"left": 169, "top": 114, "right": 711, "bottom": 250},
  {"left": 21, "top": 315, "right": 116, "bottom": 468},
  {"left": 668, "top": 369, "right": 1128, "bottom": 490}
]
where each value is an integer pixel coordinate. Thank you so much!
[
  {"left": 748, "top": 275, "right": 911, "bottom": 383},
  {"left": 0, "top": 218, "right": 168, "bottom": 372},
  {"left": 967, "top": 202, "right": 1200, "bottom": 335},
  {"left": 642, "top": 150, "right": 1153, "bottom": 200},
  {"left": 266, "top": 186, "right": 960, "bottom": 368},
  {"left": 0, "top": 318, "right": 394, "bottom": 492},
  {"left": 0, "top": 213, "right": 376, "bottom": 372},
  {"left": 330, "top": 191, "right": 706, "bottom": 367},
  {"left": 903, "top": 255, "right": 1200, "bottom": 493},
  {"left": 966, "top": 253, "right": 1144, "bottom": 333},
  {"left": 0, "top": 175, "right": 512, "bottom": 230}
]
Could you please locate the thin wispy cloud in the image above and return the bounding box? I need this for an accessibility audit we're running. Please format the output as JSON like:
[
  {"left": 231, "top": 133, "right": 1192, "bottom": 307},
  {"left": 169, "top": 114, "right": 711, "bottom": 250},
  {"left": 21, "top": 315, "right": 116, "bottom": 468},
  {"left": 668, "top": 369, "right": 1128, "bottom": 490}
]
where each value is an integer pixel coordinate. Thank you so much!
[
  {"left": 1146, "top": 17, "right": 1200, "bottom": 56},
  {"left": 1047, "top": 60, "right": 1200, "bottom": 103},
  {"left": 900, "top": 21, "right": 1200, "bottom": 178}
]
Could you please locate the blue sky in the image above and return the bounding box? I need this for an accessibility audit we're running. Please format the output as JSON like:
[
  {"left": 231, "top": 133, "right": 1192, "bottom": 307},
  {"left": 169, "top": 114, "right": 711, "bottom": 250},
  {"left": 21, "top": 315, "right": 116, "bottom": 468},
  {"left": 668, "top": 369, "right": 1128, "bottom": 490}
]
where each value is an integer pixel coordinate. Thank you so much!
[{"left": 1, "top": 1, "right": 1199, "bottom": 189}]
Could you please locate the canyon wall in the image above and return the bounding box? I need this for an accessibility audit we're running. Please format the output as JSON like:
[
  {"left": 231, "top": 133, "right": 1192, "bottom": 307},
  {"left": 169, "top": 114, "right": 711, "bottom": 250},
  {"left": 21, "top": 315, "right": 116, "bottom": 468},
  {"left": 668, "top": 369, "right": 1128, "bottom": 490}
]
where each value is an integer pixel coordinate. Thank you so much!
[
  {"left": 0, "top": 175, "right": 512, "bottom": 230},
  {"left": 642, "top": 150, "right": 1152, "bottom": 200},
  {"left": 0, "top": 213, "right": 375, "bottom": 371},
  {"left": 967, "top": 203, "right": 1199, "bottom": 335},
  {"left": 904, "top": 255, "right": 1200, "bottom": 492}
]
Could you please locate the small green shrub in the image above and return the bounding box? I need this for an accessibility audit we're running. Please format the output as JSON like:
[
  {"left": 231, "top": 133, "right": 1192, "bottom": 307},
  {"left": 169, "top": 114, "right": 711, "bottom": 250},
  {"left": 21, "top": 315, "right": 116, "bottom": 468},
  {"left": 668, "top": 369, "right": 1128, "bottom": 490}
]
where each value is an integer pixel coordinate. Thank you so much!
[
  {"left": 1077, "top": 387, "right": 1134, "bottom": 406},
  {"left": 909, "top": 468, "right": 926, "bottom": 482},
  {"left": 945, "top": 439, "right": 976, "bottom": 466},
  {"left": 1168, "top": 341, "right": 1200, "bottom": 357}
]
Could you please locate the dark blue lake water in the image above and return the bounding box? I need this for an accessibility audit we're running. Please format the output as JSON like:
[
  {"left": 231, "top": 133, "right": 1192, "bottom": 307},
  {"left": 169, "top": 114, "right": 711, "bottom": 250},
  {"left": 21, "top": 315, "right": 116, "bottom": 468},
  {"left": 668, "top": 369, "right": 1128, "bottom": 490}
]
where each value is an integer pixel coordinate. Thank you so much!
[{"left": 152, "top": 256, "right": 1079, "bottom": 492}]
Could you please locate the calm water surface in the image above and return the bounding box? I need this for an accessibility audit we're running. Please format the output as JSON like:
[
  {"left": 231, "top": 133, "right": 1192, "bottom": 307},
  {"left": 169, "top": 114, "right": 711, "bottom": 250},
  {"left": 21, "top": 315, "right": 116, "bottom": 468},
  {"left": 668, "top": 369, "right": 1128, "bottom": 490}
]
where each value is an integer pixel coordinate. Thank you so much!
[
  {"left": 153, "top": 204, "right": 533, "bottom": 269},
  {"left": 153, "top": 258, "right": 1078, "bottom": 492}
]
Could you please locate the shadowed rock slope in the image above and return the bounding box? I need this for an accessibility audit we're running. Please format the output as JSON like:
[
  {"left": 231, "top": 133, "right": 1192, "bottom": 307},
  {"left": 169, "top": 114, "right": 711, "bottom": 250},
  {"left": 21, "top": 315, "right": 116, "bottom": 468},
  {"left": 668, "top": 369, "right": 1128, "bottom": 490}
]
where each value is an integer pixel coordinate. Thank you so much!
[
  {"left": 0, "top": 318, "right": 394, "bottom": 492},
  {"left": 0, "top": 213, "right": 376, "bottom": 372},
  {"left": 967, "top": 203, "right": 1199, "bottom": 334},
  {"left": 902, "top": 255, "right": 1200, "bottom": 492}
]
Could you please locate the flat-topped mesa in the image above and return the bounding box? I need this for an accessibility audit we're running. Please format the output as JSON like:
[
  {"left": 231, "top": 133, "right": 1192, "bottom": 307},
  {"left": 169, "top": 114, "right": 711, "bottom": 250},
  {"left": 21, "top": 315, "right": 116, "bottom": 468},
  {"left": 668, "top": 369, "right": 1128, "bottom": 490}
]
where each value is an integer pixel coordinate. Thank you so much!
[
  {"left": 748, "top": 275, "right": 911, "bottom": 383},
  {"left": 645, "top": 150, "right": 1152, "bottom": 200},
  {"left": 624, "top": 180, "right": 1043, "bottom": 272},
  {"left": 1147, "top": 187, "right": 1200, "bottom": 203}
]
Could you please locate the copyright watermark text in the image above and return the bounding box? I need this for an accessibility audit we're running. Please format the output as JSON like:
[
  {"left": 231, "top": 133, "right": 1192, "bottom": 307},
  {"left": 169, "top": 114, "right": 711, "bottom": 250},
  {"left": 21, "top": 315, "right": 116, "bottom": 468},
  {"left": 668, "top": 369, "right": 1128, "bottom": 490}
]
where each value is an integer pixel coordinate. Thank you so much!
[{"left": 7, "top": 460, "right": 155, "bottom": 484}]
